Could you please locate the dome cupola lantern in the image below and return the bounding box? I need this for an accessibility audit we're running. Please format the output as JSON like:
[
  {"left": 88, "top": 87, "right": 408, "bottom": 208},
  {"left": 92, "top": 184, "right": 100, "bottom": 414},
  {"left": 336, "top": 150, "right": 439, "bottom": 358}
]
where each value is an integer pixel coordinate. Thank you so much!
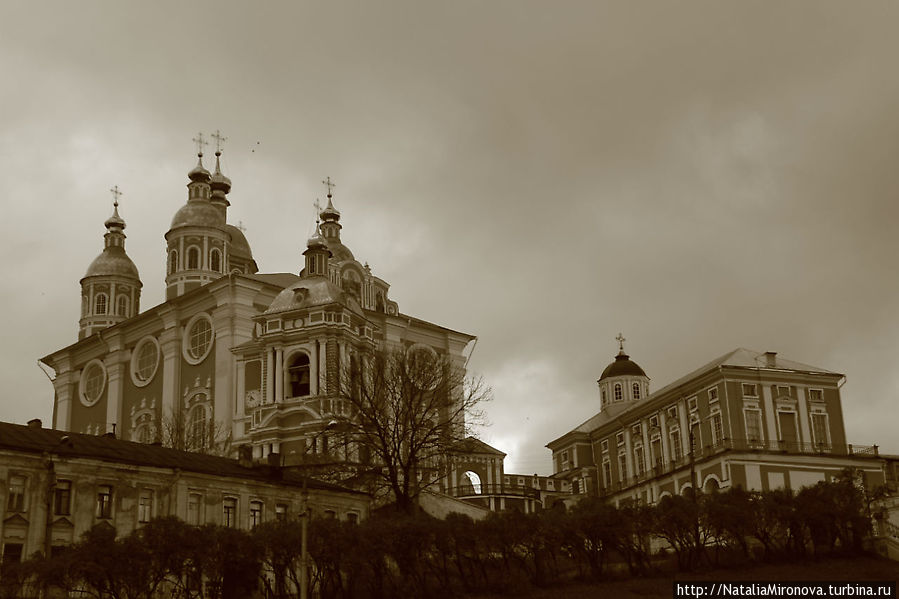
[
  {"left": 597, "top": 334, "right": 650, "bottom": 410},
  {"left": 79, "top": 186, "right": 142, "bottom": 339}
]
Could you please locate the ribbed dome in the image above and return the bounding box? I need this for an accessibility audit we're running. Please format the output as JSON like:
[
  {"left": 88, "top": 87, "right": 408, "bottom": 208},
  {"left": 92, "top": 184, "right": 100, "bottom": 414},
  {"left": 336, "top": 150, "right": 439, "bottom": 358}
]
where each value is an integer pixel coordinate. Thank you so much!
[
  {"left": 265, "top": 276, "right": 362, "bottom": 315},
  {"left": 170, "top": 201, "right": 225, "bottom": 229},
  {"left": 84, "top": 247, "right": 140, "bottom": 279},
  {"left": 225, "top": 224, "right": 253, "bottom": 259},
  {"left": 599, "top": 352, "right": 647, "bottom": 381}
]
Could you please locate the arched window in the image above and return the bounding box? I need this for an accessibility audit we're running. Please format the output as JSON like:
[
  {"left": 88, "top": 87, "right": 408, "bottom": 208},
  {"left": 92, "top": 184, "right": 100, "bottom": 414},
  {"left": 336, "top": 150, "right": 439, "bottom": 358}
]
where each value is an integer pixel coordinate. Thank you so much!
[
  {"left": 210, "top": 249, "right": 221, "bottom": 272},
  {"left": 632, "top": 382, "right": 641, "bottom": 400},
  {"left": 614, "top": 383, "right": 622, "bottom": 401},
  {"left": 95, "top": 293, "right": 107, "bottom": 315},
  {"left": 169, "top": 250, "right": 178, "bottom": 274},
  {"left": 288, "top": 353, "right": 311, "bottom": 398},
  {"left": 463, "top": 471, "right": 482, "bottom": 494},
  {"left": 187, "top": 403, "right": 208, "bottom": 451},
  {"left": 187, "top": 246, "right": 200, "bottom": 269},
  {"left": 117, "top": 295, "right": 128, "bottom": 317}
]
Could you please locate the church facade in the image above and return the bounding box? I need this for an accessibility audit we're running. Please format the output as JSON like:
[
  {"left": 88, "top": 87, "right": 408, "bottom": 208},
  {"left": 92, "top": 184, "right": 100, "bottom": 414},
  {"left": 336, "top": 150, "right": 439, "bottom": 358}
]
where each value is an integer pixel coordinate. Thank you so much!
[
  {"left": 547, "top": 341, "right": 886, "bottom": 505},
  {"left": 40, "top": 142, "right": 475, "bottom": 471}
]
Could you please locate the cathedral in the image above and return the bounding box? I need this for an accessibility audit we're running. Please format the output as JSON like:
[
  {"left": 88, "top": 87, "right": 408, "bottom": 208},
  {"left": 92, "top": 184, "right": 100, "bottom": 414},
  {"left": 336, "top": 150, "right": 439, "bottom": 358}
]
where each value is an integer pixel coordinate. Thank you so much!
[{"left": 40, "top": 138, "right": 476, "bottom": 467}]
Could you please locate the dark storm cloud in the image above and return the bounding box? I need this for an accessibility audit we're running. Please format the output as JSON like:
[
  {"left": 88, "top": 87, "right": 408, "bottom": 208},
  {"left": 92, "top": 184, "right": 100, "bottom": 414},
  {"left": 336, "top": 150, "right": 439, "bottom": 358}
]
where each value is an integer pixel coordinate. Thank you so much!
[{"left": 2, "top": 1, "right": 897, "bottom": 473}]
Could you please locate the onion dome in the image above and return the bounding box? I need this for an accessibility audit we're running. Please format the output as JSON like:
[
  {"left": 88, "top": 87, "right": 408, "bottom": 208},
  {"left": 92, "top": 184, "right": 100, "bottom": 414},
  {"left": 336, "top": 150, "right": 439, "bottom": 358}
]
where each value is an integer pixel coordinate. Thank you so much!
[
  {"left": 210, "top": 151, "right": 232, "bottom": 194},
  {"left": 599, "top": 349, "right": 647, "bottom": 381},
  {"left": 307, "top": 228, "right": 328, "bottom": 250},
  {"left": 265, "top": 276, "right": 361, "bottom": 316},
  {"left": 85, "top": 199, "right": 140, "bottom": 279},
  {"left": 188, "top": 153, "right": 211, "bottom": 182},
  {"left": 320, "top": 197, "right": 340, "bottom": 221},
  {"left": 104, "top": 202, "right": 125, "bottom": 230}
]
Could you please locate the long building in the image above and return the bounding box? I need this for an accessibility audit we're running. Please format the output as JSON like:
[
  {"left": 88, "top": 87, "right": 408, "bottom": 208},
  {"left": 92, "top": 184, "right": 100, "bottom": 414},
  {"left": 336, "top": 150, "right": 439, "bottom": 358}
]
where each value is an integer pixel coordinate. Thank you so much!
[
  {"left": 547, "top": 342, "right": 886, "bottom": 505},
  {"left": 0, "top": 420, "right": 368, "bottom": 565}
]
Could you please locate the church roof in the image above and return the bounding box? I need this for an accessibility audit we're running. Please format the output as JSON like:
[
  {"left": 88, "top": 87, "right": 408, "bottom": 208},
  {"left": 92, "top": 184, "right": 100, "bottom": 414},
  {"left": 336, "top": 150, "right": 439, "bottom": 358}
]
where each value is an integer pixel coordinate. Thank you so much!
[
  {"left": 170, "top": 200, "right": 224, "bottom": 229},
  {"left": 450, "top": 436, "right": 507, "bottom": 456},
  {"left": 244, "top": 272, "right": 300, "bottom": 289},
  {"left": 598, "top": 351, "right": 647, "bottom": 381},
  {"left": 84, "top": 246, "right": 140, "bottom": 280},
  {"left": 0, "top": 421, "right": 362, "bottom": 494},
  {"left": 264, "top": 275, "right": 362, "bottom": 315}
]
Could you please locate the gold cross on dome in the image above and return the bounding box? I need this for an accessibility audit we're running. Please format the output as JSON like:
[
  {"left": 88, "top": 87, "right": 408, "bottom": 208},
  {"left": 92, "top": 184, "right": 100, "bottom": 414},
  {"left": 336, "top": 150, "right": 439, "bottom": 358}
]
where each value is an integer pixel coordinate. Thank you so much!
[
  {"left": 313, "top": 198, "right": 323, "bottom": 214},
  {"left": 211, "top": 129, "right": 227, "bottom": 153},
  {"left": 616, "top": 333, "right": 626, "bottom": 352},
  {"left": 192, "top": 132, "right": 208, "bottom": 155},
  {"left": 109, "top": 185, "right": 122, "bottom": 207},
  {"left": 322, "top": 176, "right": 335, "bottom": 198}
]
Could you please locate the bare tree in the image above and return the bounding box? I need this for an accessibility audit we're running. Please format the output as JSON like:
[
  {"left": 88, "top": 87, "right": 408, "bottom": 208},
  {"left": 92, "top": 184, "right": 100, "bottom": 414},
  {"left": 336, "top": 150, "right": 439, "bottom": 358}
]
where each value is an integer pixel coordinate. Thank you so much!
[
  {"left": 334, "top": 346, "right": 490, "bottom": 513},
  {"left": 158, "top": 407, "right": 232, "bottom": 456}
]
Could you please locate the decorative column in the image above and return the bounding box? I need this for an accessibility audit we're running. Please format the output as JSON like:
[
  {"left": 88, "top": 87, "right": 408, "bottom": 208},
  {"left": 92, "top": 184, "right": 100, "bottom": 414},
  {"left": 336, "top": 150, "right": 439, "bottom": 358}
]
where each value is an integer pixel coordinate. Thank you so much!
[{"left": 275, "top": 348, "right": 284, "bottom": 402}]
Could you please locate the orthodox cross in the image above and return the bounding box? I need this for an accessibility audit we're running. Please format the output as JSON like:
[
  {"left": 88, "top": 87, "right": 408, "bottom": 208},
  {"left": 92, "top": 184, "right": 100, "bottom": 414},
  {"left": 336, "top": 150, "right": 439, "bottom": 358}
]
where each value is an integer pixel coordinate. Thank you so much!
[
  {"left": 211, "top": 129, "right": 227, "bottom": 153},
  {"left": 109, "top": 185, "right": 122, "bottom": 208},
  {"left": 192, "top": 132, "right": 208, "bottom": 155},
  {"left": 322, "top": 176, "right": 335, "bottom": 198},
  {"left": 313, "top": 198, "right": 323, "bottom": 214},
  {"left": 616, "top": 333, "right": 626, "bottom": 352}
]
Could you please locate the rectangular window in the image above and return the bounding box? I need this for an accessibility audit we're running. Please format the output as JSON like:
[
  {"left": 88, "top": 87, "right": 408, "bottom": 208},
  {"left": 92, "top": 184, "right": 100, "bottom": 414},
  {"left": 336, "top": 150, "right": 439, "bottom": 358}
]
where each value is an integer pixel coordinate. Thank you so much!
[
  {"left": 745, "top": 409, "right": 763, "bottom": 443},
  {"left": 600, "top": 439, "right": 609, "bottom": 453},
  {"left": 546, "top": 480, "right": 555, "bottom": 490},
  {"left": 347, "top": 512, "right": 359, "bottom": 524},
  {"left": 323, "top": 509, "right": 337, "bottom": 519},
  {"left": 669, "top": 429, "right": 683, "bottom": 462},
  {"left": 138, "top": 490, "right": 153, "bottom": 523},
  {"left": 602, "top": 460, "right": 612, "bottom": 488},
  {"left": 7, "top": 476, "right": 25, "bottom": 513},
  {"left": 96, "top": 485, "right": 113, "bottom": 519},
  {"left": 631, "top": 424, "right": 642, "bottom": 438},
  {"left": 249, "top": 500, "right": 263, "bottom": 528},
  {"left": 708, "top": 387, "right": 719, "bottom": 403},
  {"left": 560, "top": 451, "right": 570, "bottom": 470},
  {"left": 742, "top": 383, "right": 758, "bottom": 397},
  {"left": 667, "top": 405, "right": 678, "bottom": 420},
  {"left": 54, "top": 480, "right": 71, "bottom": 516},
  {"left": 710, "top": 412, "right": 723, "bottom": 446},
  {"left": 634, "top": 445, "right": 645, "bottom": 477},
  {"left": 811, "top": 412, "right": 830, "bottom": 448},
  {"left": 649, "top": 415, "right": 660, "bottom": 429},
  {"left": 617, "top": 452, "right": 628, "bottom": 482},
  {"left": 690, "top": 419, "right": 702, "bottom": 454},
  {"left": 188, "top": 493, "right": 202, "bottom": 525},
  {"left": 778, "top": 411, "right": 798, "bottom": 446},
  {"left": 777, "top": 385, "right": 790, "bottom": 397},
  {"left": 650, "top": 437, "right": 662, "bottom": 469},
  {"left": 616, "top": 432, "right": 625, "bottom": 446},
  {"left": 687, "top": 396, "right": 698, "bottom": 412},
  {"left": 223, "top": 497, "right": 237, "bottom": 528},
  {"left": 275, "top": 504, "right": 288, "bottom": 521},
  {"left": 808, "top": 389, "right": 824, "bottom": 402}
]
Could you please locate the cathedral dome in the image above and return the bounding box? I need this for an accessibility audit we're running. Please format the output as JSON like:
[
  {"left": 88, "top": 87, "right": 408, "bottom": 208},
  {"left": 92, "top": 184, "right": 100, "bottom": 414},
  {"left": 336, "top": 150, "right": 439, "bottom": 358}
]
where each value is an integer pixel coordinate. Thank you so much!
[
  {"left": 170, "top": 200, "right": 225, "bottom": 229},
  {"left": 84, "top": 246, "right": 140, "bottom": 279},
  {"left": 265, "top": 276, "right": 362, "bottom": 315},
  {"left": 225, "top": 224, "right": 253, "bottom": 259},
  {"left": 599, "top": 351, "right": 647, "bottom": 381},
  {"left": 326, "top": 240, "right": 355, "bottom": 263}
]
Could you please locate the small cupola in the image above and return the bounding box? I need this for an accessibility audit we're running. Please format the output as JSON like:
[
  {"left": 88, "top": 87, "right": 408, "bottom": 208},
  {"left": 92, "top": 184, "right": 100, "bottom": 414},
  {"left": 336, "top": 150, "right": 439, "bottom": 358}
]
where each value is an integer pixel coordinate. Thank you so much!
[
  {"left": 597, "top": 334, "right": 650, "bottom": 409},
  {"left": 303, "top": 220, "right": 332, "bottom": 277}
]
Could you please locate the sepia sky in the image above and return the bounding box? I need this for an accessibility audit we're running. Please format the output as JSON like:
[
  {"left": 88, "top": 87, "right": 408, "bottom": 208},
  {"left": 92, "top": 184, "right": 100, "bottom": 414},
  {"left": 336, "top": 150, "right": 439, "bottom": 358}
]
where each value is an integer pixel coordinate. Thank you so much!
[{"left": 2, "top": 1, "right": 898, "bottom": 474}]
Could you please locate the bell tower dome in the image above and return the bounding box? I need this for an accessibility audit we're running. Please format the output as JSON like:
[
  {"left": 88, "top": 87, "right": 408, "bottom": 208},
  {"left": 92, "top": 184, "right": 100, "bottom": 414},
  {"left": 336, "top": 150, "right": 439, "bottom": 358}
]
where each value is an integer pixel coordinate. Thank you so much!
[
  {"left": 79, "top": 187, "right": 142, "bottom": 340},
  {"left": 164, "top": 133, "right": 231, "bottom": 299}
]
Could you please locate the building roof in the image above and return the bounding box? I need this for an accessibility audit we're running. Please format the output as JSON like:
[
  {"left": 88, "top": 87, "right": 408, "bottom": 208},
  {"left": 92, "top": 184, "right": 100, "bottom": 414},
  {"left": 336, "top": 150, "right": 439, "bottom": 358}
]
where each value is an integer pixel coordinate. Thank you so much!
[
  {"left": 650, "top": 347, "right": 841, "bottom": 399},
  {"left": 243, "top": 272, "right": 300, "bottom": 289},
  {"left": 264, "top": 275, "right": 363, "bottom": 315},
  {"left": 83, "top": 246, "right": 141, "bottom": 280},
  {"left": 0, "top": 421, "right": 362, "bottom": 494},
  {"left": 598, "top": 351, "right": 647, "bottom": 381},
  {"left": 450, "top": 436, "right": 507, "bottom": 456}
]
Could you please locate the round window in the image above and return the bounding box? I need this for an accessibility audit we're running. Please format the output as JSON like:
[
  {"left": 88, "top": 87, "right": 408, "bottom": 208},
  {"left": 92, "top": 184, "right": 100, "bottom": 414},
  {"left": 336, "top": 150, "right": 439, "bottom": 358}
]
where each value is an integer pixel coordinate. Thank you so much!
[
  {"left": 80, "top": 359, "right": 107, "bottom": 407},
  {"left": 182, "top": 313, "right": 215, "bottom": 365},
  {"left": 131, "top": 336, "right": 160, "bottom": 387}
]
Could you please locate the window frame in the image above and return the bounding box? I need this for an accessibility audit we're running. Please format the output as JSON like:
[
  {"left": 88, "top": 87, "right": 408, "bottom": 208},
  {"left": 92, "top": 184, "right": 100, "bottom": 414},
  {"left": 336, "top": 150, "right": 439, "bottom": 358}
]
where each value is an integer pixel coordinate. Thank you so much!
[
  {"left": 79, "top": 359, "right": 107, "bottom": 407},
  {"left": 138, "top": 489, "right": 154, "bottom": 524},
  {"left": 94, "top": 292, "right": 108, "bottom": 315},
  {"left": 742, "top": 383, "right": 758, "bottom": 398},
  {"left": 222, "top": 497, "right": 238, "bottom": 528},
  {"left": 7, "top": 475, "right": 26, "bottom": 513},
  {"left": 182, "top": 313, "right": 215, "bottom": 365},
  {"left": 130, "top": 336, "right": 160, "bottom": 387},
  {"left": 54, "top": 480, "right": 71, "bottom": 516},
  {"left": 187, "top": 245, "right": 200, "bottom": 270},
  {"left": 96, "top": 485, "right": 113, "bottom": 520},
  {"left": 249, "top": 500, "right": 263, "bottom": 529}
]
